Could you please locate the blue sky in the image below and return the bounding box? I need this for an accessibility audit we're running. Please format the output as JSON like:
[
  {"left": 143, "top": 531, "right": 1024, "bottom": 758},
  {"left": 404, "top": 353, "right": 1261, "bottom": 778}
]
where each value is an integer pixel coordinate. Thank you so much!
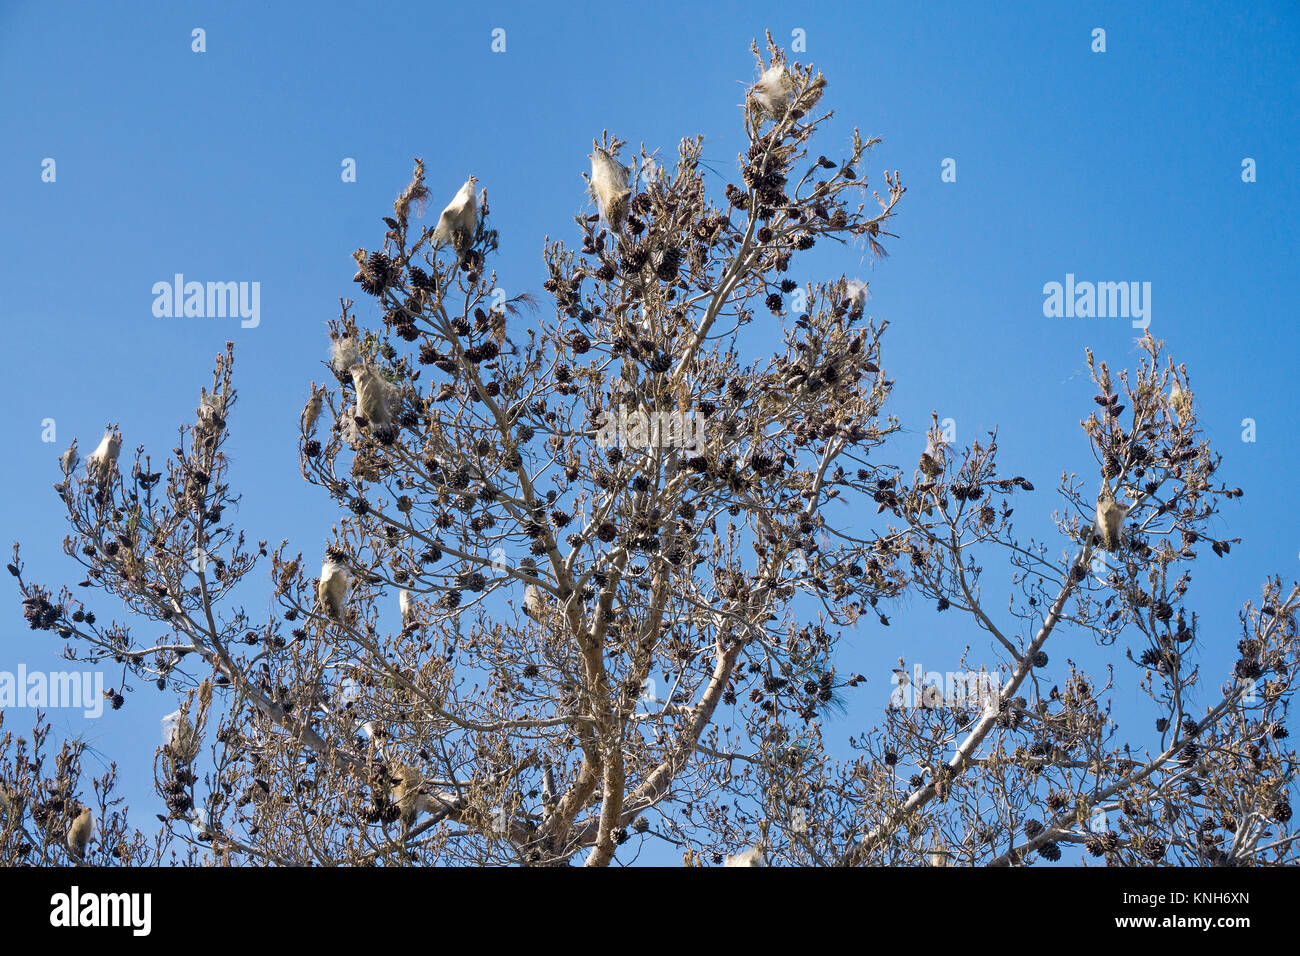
[{"left": 1, "top": 0, "right": 1297, "bottom": 863}]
